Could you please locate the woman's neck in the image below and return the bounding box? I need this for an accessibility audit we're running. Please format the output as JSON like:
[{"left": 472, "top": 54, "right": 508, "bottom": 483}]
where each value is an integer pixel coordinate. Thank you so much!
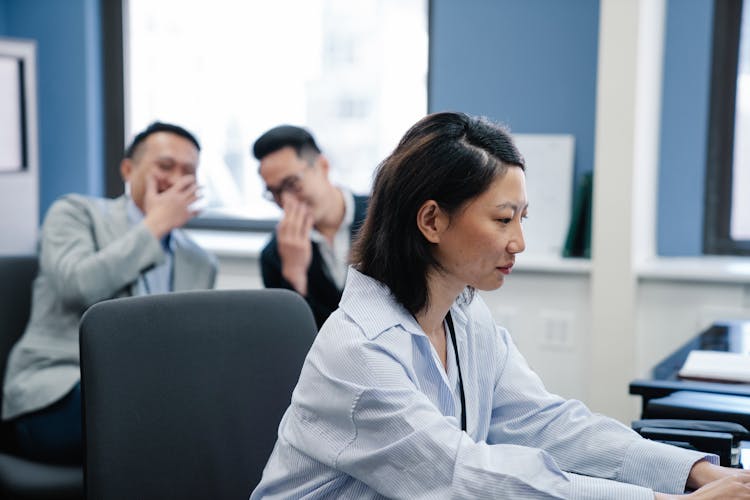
[
  {"left": 415, "top": 302, "right": 449, "bottom": 371},
  {"left": 414, "top": 271, "right": 464, "bottom": 363}
]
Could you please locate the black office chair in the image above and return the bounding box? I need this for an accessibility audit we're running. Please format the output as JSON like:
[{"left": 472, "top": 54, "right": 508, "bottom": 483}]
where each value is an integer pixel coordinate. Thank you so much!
[
  {"left": 79, "top": 288, "right": 316, "bottom": 500},
  {"left": 0, "top": 255, "right": 84, "bottom": 500}
]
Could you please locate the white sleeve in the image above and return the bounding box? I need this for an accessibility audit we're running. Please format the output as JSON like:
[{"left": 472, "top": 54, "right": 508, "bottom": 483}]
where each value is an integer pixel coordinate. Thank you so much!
[
  {"left": 284, "top": 323, "right": 657, "bottom": 499},
  {"left": 486, "top": 324, "right": 716, "bottom": 495}
]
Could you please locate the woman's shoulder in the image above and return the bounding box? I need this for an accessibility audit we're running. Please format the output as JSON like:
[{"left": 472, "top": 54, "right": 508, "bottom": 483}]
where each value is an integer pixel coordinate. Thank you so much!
[
  {"left": 313, "top": 308, "right": 382, "bottom": 365},
  {"left": 317, "top": 307, "right": 410, "bottom": 356},
  {"left": 303, "top": 307, "right": 418, "bottom": 394},
  {"left": 317, "top": 308, "right": 366, "bottom": 346}
]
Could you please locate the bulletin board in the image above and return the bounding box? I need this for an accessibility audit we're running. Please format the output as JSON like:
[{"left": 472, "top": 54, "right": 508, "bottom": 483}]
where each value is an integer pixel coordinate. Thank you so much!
[
  {"left": 513, "top": 134, "right": 575, "bottom": 258},
  {"left": 0, "top": 37, "right": 38, "bottom": 255},
  {"left": 0, "top": 54, "right": 26, "bottom": 172}
]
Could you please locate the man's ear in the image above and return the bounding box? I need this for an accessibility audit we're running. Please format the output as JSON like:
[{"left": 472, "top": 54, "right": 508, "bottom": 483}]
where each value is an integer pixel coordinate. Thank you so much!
[
  {"left": 317, "top": 155, "right": 330, "bottom": 177},
  {"left": 120, "top": 158, "right": 133, "bottom": 182},
  {"left": 416, "top": 200, "right": 448, "bottom": 243}
]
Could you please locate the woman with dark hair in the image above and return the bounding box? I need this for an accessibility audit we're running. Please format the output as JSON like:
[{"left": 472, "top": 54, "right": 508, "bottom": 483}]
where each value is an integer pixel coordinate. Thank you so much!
[{"left": 251, "top": 112, "right": 750, "bottom": 499}]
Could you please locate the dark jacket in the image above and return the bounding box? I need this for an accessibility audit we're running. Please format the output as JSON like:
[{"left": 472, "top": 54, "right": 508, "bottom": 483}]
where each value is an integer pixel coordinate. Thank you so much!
[{"left": 260, "top": 194, "right": 368, "bottom": 329}]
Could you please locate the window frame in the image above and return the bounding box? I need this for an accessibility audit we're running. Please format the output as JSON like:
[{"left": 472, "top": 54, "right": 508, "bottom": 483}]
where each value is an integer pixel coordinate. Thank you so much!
[
  {"left": 101, "top": 0, "right": 126, "bottom": 201},
  {"left": 102, "top": 1, "right": 430, "bottom": 233},
  {"left": 704, "top": 0, "right": 750, "bottom": 255},
  {"left": 101, "top": 0, "right": 277, "bottom": 232}
]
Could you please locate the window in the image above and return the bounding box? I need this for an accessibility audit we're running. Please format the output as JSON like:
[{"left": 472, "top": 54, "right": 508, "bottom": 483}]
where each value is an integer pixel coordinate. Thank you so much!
[
  {"left": 123, "top": 0, "right": 428, "bottom": 228},
  {"left": 704, "top": 0, "right": 750, "bottom": 254},
  {"left": 732, "top": 2, "right": 750, "bottom": 241}
]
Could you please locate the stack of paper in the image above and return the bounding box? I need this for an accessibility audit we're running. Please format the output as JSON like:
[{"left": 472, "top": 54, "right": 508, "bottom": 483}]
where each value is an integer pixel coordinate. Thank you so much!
[{"left": 678, "top": 350, "right": 750, "bottom": 383}]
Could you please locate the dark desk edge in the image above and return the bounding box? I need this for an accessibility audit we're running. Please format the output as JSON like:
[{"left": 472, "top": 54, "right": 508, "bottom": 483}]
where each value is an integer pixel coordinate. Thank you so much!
[{"left": 630, "top": 379, "right": 750, "bottom": 415}]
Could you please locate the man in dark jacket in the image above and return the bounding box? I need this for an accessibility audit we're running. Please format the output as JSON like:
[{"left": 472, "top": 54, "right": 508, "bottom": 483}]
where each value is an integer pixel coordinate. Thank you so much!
[{"left": 253, "top": 125, "right": 367, "bottom": 329}]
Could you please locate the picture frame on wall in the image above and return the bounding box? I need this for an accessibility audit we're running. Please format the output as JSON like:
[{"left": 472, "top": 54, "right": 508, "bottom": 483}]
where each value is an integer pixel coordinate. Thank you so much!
[
  {"left": 0, "top": 37, "right": 39, "bottom": 255},
  {"left": 0, "top": 52, "right": 28, "bottom": 173}
]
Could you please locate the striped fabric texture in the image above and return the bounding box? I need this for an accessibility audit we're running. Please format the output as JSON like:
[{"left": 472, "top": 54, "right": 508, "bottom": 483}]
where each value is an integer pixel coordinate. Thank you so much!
[{"left": 251, "top": 268, "right": 715, "bottom": 499}]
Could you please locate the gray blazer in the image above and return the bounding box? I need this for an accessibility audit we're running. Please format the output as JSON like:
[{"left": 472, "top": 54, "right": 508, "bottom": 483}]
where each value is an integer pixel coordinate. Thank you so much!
[{"left": 2, "top": 194, "right": 217, "bottom": 420}]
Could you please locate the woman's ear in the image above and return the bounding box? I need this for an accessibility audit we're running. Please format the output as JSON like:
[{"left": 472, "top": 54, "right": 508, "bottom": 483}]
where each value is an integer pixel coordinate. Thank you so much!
[{"left": 416, "top": 200, "right": 447, "bottom": 243}]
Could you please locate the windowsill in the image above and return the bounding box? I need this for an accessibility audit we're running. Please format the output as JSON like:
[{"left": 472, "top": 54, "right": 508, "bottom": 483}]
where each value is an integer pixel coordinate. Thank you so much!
[
  {"left": 185, "top": 229, "right": 270, "bottom": 259},
  {"left": 637, "top": 256, "right": 750, "bottom": 284},
  {"left": 184, "top": 229, "right": 750, "bottom": 285},
  {"left": 187, "top": 228, "right": 593, "bottom": 273},
  {"left": 514, "top": 254, "right": 591, "bottom": 275}
]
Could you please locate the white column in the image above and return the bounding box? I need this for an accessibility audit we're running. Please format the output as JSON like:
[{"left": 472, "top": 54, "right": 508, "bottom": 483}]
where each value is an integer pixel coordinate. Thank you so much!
[{"left": 588, "top": 0, "right": 665, "bottom": 421}]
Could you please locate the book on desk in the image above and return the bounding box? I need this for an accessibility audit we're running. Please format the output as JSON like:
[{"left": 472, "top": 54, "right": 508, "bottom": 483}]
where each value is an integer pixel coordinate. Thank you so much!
[
  {"left": 629, "top": 322, "right": 750, "bottom": 468},
  {"left": 678, "top": 350, "right": 750, "bottom": 384}
]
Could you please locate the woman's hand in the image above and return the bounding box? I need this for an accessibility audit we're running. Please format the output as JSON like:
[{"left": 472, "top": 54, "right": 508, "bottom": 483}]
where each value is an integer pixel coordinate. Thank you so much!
[
  {"left": 654, "top": 461, "right": 750, "bottom": 499},
  {"left": 682, "top": 474, "right": 750, "bottom": 498},
  {"left": 686, "top": 460, "right": 750, "bottom": 490}
]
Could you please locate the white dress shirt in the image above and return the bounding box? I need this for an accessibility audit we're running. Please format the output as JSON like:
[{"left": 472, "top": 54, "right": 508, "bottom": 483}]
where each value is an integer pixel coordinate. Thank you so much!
[
  {"left": 310, "top": 187, "right": 354, "bottom": 290},
  {"left": 126, "top": 197, "right": 173, "bottom": 294},
  {"left": 251, "top": 268, "right": 715, "bottom": 499}
]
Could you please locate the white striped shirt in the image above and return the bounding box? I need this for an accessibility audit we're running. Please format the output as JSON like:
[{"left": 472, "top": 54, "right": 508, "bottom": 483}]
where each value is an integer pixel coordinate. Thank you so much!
[{"left": 251, "top": 268, "right": 715, "bottom": 499}]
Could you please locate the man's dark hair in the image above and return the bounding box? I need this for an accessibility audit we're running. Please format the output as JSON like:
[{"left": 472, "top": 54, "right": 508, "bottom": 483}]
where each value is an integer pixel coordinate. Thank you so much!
[
  {"left": 352, "top": 111, "right": 525, "bottom": 315},
  {"left": 252, "top": 125, "right": 321, "bottom": 162},
  {"left": 125, "top": 122, "right": 201, "bottom": 160}
]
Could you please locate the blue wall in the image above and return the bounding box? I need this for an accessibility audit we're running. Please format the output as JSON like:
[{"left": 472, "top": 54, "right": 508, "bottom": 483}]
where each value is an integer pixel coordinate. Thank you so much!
[
  {"left": 0, "top": 2, "right": 7, "bottom": 33},
  {"left": 430, "top": 0, "right": 600, "bottom": 192},
  {"left": 657, "top": 0, "right": 714, "bottom": 256},
  {"left": 0, "top": 0, "right": 102, "bottom": 221},
  {"left": 0, "top": 0, "right": 716, "bottom": 255},
  {"left": 431, "top": 0, "right": 715, "bottom": 256}
]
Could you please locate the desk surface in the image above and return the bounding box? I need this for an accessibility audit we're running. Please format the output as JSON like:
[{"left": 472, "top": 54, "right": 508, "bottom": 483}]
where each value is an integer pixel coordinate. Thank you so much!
[
  {"left": 630, "top": 321, "right": 750, "bottom": 469},
  {"left": 630, "top": 322, "right": 750, "bottom": 410}
]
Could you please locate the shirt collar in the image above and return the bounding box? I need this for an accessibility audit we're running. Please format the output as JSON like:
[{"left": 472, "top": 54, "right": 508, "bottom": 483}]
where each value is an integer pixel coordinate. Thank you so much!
[
  {"left": 339, "top": 267, "right": 419, "bottom": 339},
  {"left": 340, "top": 267, "right": 470, "bottom": 341}
]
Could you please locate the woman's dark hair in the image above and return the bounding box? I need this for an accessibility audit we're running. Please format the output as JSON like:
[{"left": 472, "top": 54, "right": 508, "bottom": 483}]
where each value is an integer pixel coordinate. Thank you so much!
[{"left": 352, "top": 111, "right": 525, "bottom": 315}]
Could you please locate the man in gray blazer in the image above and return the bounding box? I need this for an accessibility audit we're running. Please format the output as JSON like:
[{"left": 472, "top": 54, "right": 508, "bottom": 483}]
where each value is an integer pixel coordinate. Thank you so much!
[{"left": 2, "top": 122, "right": 217, "bottom": 464}]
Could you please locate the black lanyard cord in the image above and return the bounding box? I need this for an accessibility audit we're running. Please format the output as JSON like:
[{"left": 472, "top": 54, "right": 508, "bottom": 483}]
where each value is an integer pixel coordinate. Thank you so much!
[{"left": 445, "top": 312, "right": 466, "bottom": 432}]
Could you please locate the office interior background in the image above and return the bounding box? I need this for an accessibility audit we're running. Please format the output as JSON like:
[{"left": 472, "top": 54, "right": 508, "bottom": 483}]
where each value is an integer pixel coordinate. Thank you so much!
[{"left": 0, "top": 0, "right": 749, "bottom": 425}]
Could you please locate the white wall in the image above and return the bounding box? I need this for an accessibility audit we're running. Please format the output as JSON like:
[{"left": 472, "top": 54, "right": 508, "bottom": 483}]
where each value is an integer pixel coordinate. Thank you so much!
[
  {"left": 214, "top": 255, "right": 264, "bottom": 290},
  {"left": 636, "top": 275, "right": 750, "bottom": 379},
  {"left": 0, "top": 37, "right": 38, "bottom": 255},
  {"left": 479, "top": 268, "right": 591, "bottom": 403}
]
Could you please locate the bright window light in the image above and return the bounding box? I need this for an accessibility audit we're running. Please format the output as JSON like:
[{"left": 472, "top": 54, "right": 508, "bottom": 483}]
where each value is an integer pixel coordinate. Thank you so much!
[
  {"left": 125, "top": 0, "right": 428, "bottom": 221},
  {"left": 731, "top": 2, "right": 750, "bottom": 239}
]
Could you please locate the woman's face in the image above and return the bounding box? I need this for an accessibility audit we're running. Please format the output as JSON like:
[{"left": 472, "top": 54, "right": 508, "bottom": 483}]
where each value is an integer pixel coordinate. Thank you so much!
[{"left": 433, "top": 166, "right": 527, "bottom": 292}]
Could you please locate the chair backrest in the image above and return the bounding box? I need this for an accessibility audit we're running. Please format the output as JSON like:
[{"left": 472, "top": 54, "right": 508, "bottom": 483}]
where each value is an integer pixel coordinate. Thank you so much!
[
  {"left": 0, "top": 255, "right": 38, "bottom": 414},
  {"left": 80, "top": 288, "right": 317, "bottom": 500},
  {"left": 0, "top": 255, "right": 83, "bottom": 500}
]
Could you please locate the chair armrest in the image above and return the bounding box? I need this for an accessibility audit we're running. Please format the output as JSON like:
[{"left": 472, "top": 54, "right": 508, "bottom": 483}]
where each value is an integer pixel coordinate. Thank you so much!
[
  {"left": 632, "top": 418, "right": 750, "bottom": 439},
  {"left": 643, "top": 391, "right": 750, "bottom": 432},
  {"left": 632, "top": 419, "right": 750, "bottom": 467},
  {"left": 637, "top": 426, "right": 733, "bottom": 466}
]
